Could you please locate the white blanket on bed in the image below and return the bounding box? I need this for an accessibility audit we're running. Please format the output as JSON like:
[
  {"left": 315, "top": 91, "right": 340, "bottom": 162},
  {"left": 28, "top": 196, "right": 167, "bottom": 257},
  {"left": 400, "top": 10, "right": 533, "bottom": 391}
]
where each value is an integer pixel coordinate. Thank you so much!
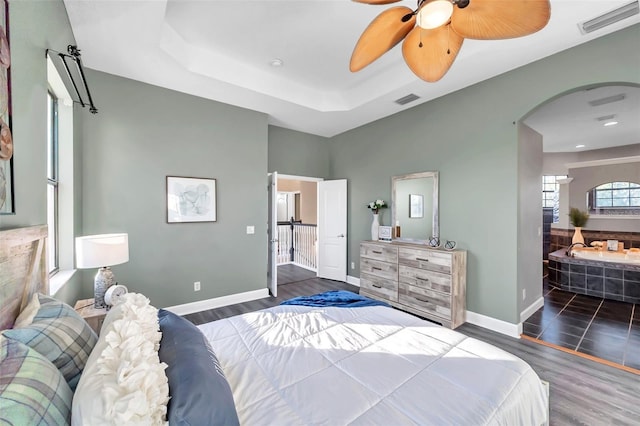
[{"left": 198, "top": 305, "right": 548, "bottom": 425}]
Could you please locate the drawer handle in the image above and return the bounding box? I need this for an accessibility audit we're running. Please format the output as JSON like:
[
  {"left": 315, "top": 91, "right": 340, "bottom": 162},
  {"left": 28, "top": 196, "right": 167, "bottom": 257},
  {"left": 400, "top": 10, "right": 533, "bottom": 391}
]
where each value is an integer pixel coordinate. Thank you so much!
[
  {"left": 372, "top": 267, "right": 382, "bottom": 271},
  {"left": 372, "top": 250, "right": 382, "bottom": 254},
  {"left": 416, "top": 257, "right": 429, "bottom": 262},
  {"left": 415, "top": 297, "right": 429, "bottom": 303},
  {"left": 372, "top": 284, "right": 382, "bottom": 288},
  {"left": 416, "top": 277, "right": 430, "bottom": 282}
]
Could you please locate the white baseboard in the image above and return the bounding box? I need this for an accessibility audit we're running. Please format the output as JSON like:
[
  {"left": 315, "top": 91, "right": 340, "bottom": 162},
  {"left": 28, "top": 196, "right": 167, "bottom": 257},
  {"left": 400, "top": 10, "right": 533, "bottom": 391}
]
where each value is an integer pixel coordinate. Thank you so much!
[
  {"left": 346, "top": 275, "right": 360, "bottom": 287},
  {"left": 164, "top": 288, "right": 270, "bottom": 316},
  {"left": 466, "top": 310, "right": 522, "bottom": 338},
  {"left": 520, "top": 296, "right": 544, "bottom": 323}
]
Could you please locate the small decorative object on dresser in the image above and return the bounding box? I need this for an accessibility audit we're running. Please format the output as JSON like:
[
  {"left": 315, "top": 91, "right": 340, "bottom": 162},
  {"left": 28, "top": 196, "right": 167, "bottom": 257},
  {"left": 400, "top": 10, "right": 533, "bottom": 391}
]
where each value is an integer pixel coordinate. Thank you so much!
[
  {"left": 359, "top": 240, "right": 467, "bottom": 329},
  {"left": 367, "top": 199, "right": 387, "bottom": 240},
  {"left": 378, "top": 226, "right": 393, "bottom": 242},
  {"left": 74, "top": 298, "right": 107, "bottom": 335}
]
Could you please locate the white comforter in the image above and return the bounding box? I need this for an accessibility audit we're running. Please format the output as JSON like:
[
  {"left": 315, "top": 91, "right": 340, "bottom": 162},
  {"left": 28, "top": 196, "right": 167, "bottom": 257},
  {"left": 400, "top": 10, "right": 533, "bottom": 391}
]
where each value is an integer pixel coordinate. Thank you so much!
[{"left": 198, "top": 305, "right": 548, "bottom": 425}]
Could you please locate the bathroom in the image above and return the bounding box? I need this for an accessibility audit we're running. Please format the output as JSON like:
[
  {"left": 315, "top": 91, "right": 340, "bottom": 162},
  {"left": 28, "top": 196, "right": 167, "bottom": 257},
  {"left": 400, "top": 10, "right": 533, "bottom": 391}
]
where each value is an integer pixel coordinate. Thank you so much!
[{"left": 546, "top": 155, "right": 640, "bottom": 303}]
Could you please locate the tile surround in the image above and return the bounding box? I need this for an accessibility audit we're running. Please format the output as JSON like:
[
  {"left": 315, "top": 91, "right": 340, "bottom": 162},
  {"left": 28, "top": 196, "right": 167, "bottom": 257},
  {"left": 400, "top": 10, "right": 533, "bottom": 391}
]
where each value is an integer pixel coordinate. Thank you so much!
[
  {"left": 549, "top": 228, "right": 640, "bottom": 256},
  {"left": 548, "top": 249, "right": 640, "bottom": 304}
]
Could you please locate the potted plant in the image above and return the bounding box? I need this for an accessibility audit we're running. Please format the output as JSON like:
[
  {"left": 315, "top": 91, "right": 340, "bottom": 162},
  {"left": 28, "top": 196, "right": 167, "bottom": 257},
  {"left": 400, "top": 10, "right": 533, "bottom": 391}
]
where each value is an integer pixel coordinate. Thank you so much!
[{"left": 568, "top": 207, "right": 589, "bottom": 244}]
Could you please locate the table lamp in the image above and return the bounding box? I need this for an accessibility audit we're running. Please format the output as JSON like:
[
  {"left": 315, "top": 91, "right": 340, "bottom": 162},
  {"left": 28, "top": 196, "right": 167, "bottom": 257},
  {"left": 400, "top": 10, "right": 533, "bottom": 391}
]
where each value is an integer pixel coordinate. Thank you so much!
[{"left": 75, "top": 233, "right": 129, "bottom": 308}]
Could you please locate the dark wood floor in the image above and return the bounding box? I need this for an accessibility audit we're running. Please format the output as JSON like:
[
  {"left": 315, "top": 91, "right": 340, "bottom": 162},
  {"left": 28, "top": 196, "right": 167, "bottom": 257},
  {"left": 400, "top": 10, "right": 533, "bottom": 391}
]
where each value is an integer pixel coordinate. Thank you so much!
[
  {"left": 185, "top": 266, "right": 640, "bottom": 425},
  {"left": 277, "top": 263, "right": 317, "bottom": 286}
]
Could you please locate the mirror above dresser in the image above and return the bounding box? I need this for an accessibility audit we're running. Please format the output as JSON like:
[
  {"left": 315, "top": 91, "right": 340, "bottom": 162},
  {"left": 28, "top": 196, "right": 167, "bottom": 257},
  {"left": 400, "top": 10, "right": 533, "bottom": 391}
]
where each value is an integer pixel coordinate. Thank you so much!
[{"left": 392, "top": 171, "right": 439, "bottom": 243}]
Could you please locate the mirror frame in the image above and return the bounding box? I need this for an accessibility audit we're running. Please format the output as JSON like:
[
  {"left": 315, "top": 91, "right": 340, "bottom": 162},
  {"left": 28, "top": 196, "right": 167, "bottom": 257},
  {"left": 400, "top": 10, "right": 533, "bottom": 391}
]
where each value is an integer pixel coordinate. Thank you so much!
[{"left": 392, "top": 171, "right": 439, "bottom": 243}]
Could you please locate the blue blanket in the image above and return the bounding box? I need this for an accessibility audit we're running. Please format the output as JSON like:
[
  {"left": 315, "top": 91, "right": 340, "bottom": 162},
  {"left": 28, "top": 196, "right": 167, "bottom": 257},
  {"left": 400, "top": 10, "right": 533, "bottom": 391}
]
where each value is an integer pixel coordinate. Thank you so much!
[{"left": 280, "top": 290, "right": 390, "bottom": 308}]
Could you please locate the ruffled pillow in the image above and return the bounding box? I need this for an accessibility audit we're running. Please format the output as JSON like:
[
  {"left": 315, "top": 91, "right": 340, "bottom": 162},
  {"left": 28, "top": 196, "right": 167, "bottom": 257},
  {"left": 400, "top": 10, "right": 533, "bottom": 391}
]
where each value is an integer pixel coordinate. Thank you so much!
[{"left": 72, "top": 293, "right": 169, "bottom": 425}]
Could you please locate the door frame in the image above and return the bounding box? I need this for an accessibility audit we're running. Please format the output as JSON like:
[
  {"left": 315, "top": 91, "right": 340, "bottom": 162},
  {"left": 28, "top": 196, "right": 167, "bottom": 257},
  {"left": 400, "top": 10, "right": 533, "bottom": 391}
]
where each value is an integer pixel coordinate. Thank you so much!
[{"left": 267, "top": 173, "right": 325, "bottom": 293}]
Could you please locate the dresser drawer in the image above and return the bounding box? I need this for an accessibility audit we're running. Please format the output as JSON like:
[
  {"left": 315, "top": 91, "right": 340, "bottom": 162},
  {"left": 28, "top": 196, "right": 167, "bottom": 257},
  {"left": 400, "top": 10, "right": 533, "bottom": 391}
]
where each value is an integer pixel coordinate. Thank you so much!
[
  {"left": 399, "top": 283, "right": 451, "bottom": 318},
  {"left": 361, "top": 243, "right": 398, "bottom": 263},
  {"left": 360, "top": 257, "right": 397, "bottom": 280},
  {"left": 399, "top": 265, "right": 451, "bottom": 294},
  {"left": 361, "top": 273, "right": 398, "bottom": 302},
  {"left": 398, "top": 247, "right": 452, "bottom": 274}
]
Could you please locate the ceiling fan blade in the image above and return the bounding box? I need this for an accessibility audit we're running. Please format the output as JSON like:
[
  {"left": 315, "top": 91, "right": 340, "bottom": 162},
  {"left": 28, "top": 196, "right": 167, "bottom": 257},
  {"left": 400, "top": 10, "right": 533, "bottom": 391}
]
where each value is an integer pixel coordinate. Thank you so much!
[
  {"left": 350, "top": 7, "right": 416, "bottom": 72},
  {"left": 352, "top": 0, "right": 403, "bottom": 4},
  {"left": 402, "top": 25, "right": 464, "bottom": 82},
  {"left": 451, "top": 0, "right": 551, "bottom": 40}
]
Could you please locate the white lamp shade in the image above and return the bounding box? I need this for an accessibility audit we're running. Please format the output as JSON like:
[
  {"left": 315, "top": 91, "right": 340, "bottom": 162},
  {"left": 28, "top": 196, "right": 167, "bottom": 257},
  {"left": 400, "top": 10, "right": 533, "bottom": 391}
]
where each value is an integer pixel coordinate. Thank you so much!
[
  {"left": 75, "top": 233, "right": 129, "bottom": 269},
  {"left": 417, "top": 0, "right": 454, "bottom": 29}
]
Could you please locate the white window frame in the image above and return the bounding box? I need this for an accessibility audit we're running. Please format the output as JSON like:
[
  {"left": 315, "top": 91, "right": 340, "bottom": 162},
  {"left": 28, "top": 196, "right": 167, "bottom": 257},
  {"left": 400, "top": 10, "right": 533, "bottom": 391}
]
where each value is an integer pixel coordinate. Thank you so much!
[
  {"left": 47, "top": 57, "right": 77, "bottom": 294},
  {"left": 47, "top": 91, "right": 59, "bottom": 274}
]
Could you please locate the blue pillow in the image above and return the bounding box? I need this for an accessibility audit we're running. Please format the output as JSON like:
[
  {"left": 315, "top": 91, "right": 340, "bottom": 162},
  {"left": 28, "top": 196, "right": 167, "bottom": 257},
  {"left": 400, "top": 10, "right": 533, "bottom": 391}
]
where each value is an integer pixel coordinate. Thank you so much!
[{"left": 158, "top": 309, "right": 239, "bottom": 426}]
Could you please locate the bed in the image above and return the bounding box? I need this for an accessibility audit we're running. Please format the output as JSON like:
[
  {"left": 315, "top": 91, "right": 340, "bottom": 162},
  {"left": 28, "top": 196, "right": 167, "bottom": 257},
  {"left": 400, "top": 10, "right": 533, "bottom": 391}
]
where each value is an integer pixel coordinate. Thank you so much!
[
  {"left": 0, "top": 225, "right": 549, "bottom": 425},
  {"left": 198, "top": 303, "right": 548, "bottom": 425}
]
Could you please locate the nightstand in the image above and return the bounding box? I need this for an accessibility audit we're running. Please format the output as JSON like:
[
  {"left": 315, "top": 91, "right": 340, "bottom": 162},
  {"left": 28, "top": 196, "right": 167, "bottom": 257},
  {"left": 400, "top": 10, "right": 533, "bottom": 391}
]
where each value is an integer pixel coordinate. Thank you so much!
[{"left": 74, "top": 298, "right": 107, "bottom": 335}]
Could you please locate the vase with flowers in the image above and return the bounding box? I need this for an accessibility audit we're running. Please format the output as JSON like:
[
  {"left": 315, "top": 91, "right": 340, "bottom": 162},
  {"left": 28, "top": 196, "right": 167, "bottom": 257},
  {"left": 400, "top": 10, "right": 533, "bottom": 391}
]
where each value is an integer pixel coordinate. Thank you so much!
[
  {"left": 367, "top": 200, "right": 387, "bottom": 240},
  {"left": 568, "top": 207, "right": 589, "bottom": 245}
]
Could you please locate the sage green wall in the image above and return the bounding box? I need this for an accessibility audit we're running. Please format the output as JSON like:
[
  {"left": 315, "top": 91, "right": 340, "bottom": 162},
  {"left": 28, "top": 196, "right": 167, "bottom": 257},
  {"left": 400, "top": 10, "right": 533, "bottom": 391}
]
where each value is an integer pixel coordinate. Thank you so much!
[
  {"left": 329, "top": 25, "right": 640, "bottom": 323},
  {"left": 517, "top": 124, "right": 543, "bottom": 315},
  {"left": 268, "top": 126, "right": 330, "bottom": 178},
  {"left": 0, "top": 0, "right": 84, "bottom": 305},
  {"left": 80, "top": 70, "right": 268, "bottom": 309}
]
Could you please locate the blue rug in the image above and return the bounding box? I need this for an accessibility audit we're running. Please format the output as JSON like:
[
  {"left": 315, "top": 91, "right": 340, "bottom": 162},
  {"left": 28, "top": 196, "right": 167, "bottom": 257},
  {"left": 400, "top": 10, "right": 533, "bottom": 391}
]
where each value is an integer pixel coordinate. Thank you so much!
[{"left": 280, "top": 290, "right": 390, "bottom": 308}]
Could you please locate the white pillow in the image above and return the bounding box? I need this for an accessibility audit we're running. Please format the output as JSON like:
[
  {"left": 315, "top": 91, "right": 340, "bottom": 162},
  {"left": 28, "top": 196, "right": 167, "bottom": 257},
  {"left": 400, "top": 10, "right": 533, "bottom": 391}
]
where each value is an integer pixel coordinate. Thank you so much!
[{"left": 72, "top": 293, "right": 169, "bottom": 426}]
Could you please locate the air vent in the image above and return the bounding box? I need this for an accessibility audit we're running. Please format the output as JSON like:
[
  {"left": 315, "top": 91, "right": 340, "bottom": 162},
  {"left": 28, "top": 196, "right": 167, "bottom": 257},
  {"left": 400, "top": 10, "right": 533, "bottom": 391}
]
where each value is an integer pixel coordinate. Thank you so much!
[
  {"left": 395, "top": 93, "right": 420, "bottom": 105},
  {"left": 588, "top": 93, "right": 625, "bottom": 107},
  {"left": 596, "top": 114, "right": 616, "bottom": 121},
  {"left": 579, "top": 1, "right": 639, "bottom": 34}
]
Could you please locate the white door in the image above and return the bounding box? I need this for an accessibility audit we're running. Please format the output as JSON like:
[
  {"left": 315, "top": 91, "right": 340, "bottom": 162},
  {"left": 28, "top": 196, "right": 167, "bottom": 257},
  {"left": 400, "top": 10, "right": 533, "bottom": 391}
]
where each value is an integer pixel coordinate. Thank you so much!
[
  {"left": 317, "top": 179, "right": 347, "bottom": 281},
  {"left": 267, "top": 172, "right": 278, "bottom": 297}
]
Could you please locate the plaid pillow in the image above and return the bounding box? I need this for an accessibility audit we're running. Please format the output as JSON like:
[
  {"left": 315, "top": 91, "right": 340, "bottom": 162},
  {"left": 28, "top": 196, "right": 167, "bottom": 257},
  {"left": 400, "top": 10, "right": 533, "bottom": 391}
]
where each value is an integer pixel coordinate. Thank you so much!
[
  {"left": 2, "top": 295, "right": 98, "bottom": 390},
  {"left": 0, "top": 336, "right": 72, "bottom": 425}
]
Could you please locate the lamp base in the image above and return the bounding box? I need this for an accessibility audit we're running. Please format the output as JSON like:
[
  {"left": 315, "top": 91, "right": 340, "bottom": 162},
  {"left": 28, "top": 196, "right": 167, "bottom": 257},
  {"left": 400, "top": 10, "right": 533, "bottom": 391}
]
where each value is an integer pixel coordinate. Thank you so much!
[{"left": 94, "top": 267, "right": 115, "bottom": 308}]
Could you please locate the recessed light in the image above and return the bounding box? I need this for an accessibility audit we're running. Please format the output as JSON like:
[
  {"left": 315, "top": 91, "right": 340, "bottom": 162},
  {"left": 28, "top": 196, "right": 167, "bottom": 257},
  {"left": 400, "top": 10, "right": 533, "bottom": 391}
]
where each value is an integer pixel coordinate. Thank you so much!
[
  {"left": 603, "top": 121, "right": 618, "bottom": 126},
  {"left": 576, "top": 144, "right": 586, "bottom": 149},
  {"left": 269, "top": 58, "right": 284, "bottom": 68}
]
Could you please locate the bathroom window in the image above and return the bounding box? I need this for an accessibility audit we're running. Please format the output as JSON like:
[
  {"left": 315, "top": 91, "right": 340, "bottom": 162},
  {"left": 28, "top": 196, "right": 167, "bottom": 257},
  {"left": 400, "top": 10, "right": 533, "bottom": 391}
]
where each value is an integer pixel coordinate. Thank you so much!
[
  {"left": 589, "top": 181, "right": 640, "bottom": 216},
  {"left": 542, "top": 175, "right": 566, "bottom": 223}
]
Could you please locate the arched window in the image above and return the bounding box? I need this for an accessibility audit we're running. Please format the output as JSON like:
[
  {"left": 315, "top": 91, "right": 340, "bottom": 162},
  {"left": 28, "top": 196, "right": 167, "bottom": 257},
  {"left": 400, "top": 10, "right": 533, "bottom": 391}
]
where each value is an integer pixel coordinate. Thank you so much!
[{"left": 588, "top": 181, "right": 640, "bottom": 215}]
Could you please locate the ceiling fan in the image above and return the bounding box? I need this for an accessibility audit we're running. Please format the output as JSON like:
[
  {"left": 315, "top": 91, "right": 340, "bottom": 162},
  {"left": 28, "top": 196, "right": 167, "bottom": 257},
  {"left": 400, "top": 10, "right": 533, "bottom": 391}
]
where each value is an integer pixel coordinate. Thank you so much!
[{"left": 350, "top": 0, "right": 551, "bottom": 82}]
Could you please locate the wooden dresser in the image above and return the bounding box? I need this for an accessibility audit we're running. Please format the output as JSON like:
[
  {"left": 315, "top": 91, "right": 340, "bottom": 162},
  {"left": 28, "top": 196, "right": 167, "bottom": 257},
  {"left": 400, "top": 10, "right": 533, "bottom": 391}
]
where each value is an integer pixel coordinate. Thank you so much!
[{"left": 360, "top": 241, "right": 467, "bottom": 329}]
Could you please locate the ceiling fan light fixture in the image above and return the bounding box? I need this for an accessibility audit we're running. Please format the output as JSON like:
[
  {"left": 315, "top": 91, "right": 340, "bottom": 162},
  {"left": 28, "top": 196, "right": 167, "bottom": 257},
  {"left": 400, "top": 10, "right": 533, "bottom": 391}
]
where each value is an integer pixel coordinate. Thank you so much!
[{"left": 417, "top": 0, "right": 453, "bottom": 29}]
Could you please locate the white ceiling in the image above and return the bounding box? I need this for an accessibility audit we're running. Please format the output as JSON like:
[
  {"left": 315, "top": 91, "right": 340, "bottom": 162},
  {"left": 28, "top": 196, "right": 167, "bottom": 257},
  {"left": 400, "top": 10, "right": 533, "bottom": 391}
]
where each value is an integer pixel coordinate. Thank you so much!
[
  {"left": 524, "top": 84, "right": 640, "bottom": 153},
  {"left": 63, "top": 0, "right": 640, "bottom": 151}
]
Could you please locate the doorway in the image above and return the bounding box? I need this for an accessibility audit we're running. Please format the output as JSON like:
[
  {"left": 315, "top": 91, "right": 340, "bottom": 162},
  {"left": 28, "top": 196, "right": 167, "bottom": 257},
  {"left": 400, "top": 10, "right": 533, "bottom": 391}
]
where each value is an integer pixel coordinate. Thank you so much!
[{"left": 267, "top": 173, "right": 348, "bottom": 296}]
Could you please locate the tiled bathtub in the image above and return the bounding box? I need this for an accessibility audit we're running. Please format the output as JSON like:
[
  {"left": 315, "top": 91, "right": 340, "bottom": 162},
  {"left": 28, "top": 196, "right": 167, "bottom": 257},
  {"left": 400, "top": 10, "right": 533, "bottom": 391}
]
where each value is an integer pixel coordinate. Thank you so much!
[{"left": 548, "top": 249, "right": 640, "bottom": 304}]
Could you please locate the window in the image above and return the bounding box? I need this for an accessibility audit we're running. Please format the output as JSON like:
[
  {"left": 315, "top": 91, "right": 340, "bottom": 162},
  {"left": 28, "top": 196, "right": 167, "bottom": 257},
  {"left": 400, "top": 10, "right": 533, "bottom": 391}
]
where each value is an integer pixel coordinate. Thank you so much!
[
  {"left": 589, "top": 181, "right": 640, "bottom": 215},
  {"left": 47, "top": 91, "right": 59, "bottom": 274},
  {"left": 542, "top": 175, "right": 566, "bottom": 223}
]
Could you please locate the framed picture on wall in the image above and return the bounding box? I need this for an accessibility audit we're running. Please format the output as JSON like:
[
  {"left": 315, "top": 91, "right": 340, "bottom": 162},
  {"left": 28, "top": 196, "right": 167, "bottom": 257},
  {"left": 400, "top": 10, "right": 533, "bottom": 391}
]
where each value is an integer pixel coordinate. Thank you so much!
[
  {"left": 409, "top": 194, "right": 423, "bottom": 218},
  {"left": 0, "top": 0, "right": 13, "bottom": 215},
  {"left": 166, "top": 176, "right": 217, "bottom": 223}
]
